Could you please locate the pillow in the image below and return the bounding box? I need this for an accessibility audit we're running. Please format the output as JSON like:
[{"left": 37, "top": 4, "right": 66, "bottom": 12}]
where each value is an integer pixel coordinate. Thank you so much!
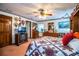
[
  {"left": 62, "top": 32, "right": 73, "bottom": 46},
  {"left": 73, "top": 32, "right": 79, "bottom": 39},
  {"left": 68, "top": 38, "right": 79, "bottom": 52}
]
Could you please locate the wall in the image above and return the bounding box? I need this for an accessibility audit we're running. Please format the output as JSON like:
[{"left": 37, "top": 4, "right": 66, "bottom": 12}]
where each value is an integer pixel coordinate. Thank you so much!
[
  {"left": 38, "top": 17, "right": 70, "bottom": 33},
  {"left": 37, "top": 8, "right": 73, "bottom": 33},
  {"left": 0, "top": 11, "right": 37, "bottom": 43}
]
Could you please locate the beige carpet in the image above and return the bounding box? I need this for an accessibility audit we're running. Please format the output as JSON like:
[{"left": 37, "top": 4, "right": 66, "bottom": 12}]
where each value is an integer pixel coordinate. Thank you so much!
[{"left": 0, "top": 39, "right": 32, "bottom": 56}]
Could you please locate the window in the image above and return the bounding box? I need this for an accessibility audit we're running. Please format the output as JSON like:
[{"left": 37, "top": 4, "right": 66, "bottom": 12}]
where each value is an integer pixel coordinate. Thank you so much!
[{"left": 37, "top": 24, "right": 44, "bottom": 32}]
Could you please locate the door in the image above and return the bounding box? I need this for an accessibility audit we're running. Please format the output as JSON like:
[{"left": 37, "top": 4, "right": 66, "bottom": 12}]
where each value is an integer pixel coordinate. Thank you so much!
[{"left": 0, "top": 15, "right": 12, "bottom": 48}]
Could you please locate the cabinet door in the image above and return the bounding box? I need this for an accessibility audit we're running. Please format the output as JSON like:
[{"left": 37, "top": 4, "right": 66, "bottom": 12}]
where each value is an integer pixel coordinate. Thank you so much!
[
  {"left": 77, "top": 18, "right": 79, "bottom": 32},
  {"left": 0, "top": 15, "right": 12, "bottom": 48},
  {"left": 71, "top": 16, "right": 79, "bottom": 32}
]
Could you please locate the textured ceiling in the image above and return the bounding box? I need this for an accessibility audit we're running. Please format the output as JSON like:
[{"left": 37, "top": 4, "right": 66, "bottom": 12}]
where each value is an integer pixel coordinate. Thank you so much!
[{"left": 0, "top": 3, "right": 77, "bottom": 21}]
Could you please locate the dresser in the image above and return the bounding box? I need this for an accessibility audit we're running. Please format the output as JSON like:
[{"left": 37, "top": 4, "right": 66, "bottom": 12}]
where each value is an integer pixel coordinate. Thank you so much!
[{"left": 43, "top": 31, "right": 59, "bottom": 37}]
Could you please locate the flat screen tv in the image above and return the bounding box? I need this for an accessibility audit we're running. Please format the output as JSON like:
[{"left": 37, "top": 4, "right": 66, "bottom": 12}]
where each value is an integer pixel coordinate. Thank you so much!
[
  {"left": 58, "top": 21, "right": 70, "bottom": 29},
  {"left": 18, "top": 27, "right": 26, "bottom": 33}
]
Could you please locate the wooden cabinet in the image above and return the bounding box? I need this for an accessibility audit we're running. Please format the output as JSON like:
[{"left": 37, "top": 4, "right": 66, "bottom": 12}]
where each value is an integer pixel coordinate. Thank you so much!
[
  {"left": 0, "top": 15, "right": 12, "bottom": 48},
  {"left": 15, "top": 33, "right": 28, "bottom": 46},
  {"left": 70, "top": 4, "right": 79, "bottom": 32}
]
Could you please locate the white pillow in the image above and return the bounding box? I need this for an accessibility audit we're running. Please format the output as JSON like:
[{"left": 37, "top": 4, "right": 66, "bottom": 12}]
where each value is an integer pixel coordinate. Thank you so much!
[{"left": 68, "top": 38, "right": 79, "bottom": 52}]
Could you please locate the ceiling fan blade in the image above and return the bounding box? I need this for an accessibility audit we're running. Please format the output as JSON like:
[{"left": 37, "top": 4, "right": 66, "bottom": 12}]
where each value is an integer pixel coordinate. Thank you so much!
[{"left": 46, "top": 14, "right": 52, "bottom": 16}]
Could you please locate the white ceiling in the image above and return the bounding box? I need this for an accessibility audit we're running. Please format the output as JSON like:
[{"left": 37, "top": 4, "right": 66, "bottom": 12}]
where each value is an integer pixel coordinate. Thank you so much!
[{"left": 0, "top": 3, "right": 77, "bottom": 21}]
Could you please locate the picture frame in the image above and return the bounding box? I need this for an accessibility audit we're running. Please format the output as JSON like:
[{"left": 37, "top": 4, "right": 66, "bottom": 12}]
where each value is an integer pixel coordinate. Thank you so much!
[{"left": 58, "top": 21, "right": 70, "bottom": 29}]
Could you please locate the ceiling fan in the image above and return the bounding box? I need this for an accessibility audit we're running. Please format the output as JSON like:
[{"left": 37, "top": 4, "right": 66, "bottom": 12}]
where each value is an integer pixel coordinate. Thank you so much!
[{"left": 32, "top": 9, "right": 52, "bottom": 17}]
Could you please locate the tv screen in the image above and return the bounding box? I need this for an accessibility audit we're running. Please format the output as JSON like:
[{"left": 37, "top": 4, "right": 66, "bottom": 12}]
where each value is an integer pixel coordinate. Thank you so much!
[
  {"left": 58, "top": 21, "right": 70, "bottom": 29},
  {"left": 18, "top": 27, "right": 26, "bottom": 33}
]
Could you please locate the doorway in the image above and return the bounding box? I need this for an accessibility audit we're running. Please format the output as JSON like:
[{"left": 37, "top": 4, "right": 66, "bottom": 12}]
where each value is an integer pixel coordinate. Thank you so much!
[
  {"left": 0, "top": 14, "right": 12, "bottom": 48},
  {"left": 26, "top": 21, "right": 31, "bottom": 39}
]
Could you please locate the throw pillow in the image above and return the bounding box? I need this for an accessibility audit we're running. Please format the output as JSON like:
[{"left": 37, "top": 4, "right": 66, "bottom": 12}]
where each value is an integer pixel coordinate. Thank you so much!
[{"left": 62, "top": 32, "right": 73, "bottom": 46}]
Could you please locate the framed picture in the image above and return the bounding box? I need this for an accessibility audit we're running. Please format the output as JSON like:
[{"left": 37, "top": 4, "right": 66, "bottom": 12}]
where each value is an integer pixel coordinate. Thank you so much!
[{"left": 58, "top": 21, "right": 70, "bottom": 29}]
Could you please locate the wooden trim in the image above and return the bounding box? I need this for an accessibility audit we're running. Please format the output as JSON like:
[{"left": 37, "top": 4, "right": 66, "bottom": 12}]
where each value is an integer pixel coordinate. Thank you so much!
[
  {"left": 0, "top": 14, "right": 12, "bottom": 19},
  {"left": 10, "top": 17, "right": 12, "bottom": 45},
  {"left": 30, "top": 22, "right": 31, "bottom": 38}
]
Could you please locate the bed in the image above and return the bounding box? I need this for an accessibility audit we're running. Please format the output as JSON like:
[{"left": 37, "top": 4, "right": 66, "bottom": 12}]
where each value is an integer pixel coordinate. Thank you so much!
[{"left": 25, "top": 36, "right": 79, "bottom": 56}]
